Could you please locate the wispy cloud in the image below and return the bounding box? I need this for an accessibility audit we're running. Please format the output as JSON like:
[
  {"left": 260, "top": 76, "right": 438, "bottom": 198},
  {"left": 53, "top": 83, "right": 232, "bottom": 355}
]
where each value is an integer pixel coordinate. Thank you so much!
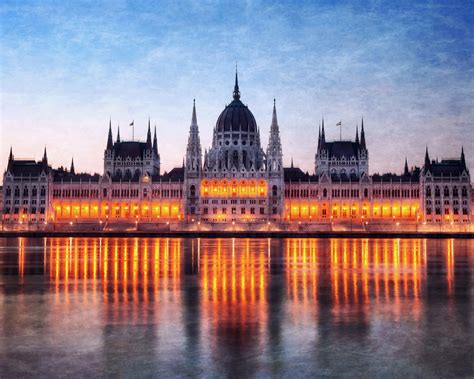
[{"left": 1, "top": 0, "right": 473, "bottom": 175}]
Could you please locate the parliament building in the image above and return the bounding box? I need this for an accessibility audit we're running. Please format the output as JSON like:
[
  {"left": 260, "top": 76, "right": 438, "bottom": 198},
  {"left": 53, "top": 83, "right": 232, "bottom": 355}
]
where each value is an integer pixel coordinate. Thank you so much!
[{"left": 1, "top": 72, "right": 472, "bottom": 229}]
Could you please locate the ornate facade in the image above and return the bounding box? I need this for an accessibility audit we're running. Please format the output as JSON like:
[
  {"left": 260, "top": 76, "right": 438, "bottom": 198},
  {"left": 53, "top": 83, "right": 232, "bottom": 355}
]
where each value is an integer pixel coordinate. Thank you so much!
[{"left": 1, "top": 71, "right": 472, "bottom": 228}]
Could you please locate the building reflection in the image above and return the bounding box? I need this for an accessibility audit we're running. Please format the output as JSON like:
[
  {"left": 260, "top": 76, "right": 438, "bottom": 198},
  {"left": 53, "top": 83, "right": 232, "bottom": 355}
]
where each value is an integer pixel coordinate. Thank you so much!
[{"left": 1, "top": 236, "right": 470, "bottom": 376}]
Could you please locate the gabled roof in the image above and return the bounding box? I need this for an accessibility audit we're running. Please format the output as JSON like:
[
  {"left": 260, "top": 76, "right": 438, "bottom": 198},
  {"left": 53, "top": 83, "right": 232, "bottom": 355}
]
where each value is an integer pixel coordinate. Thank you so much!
[
  {"left": 53, "top": 168, "right": 101, "bottom": 183},
  {"left": 426, "top": 159, "right": 468, "bottom": 177},
  {"left": 159, "top": 167, "right": 184, "bottom": 182},
  {"left": 7, "top": 160, "right": 49, "bottom": 177},
  {"left": 284, "top": 167, "right": 313, "bottom": 182},
  {"left": 324, "top": 141, "right": 361, "bottom": 158},
  {"left": 112, "top": 141, "right": 147, "bottom": 159}
]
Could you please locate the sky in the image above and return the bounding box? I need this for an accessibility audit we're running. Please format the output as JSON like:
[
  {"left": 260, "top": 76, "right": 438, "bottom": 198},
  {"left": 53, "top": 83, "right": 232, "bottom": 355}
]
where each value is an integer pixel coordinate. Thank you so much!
[{"left": 1, "top": 0, "right": 473, "bottom": 177}]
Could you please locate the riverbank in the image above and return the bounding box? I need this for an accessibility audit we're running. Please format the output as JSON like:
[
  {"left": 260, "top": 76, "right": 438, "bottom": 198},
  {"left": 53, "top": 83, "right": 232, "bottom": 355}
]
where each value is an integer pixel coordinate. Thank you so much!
[{"left": 1, "top": 230, "right": 473, "bottom": 239}]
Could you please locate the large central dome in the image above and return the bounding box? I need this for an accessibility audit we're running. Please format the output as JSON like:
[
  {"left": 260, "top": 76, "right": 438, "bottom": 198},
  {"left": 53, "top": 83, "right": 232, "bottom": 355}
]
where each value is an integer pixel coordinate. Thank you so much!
[{"left": 215, "top": 71, "right": 257, "bottom": 134}]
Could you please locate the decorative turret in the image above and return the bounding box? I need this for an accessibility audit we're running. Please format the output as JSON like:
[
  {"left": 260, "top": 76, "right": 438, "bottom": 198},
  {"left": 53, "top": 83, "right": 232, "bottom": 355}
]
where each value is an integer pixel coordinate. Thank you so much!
[
  {"left": 360, "top": 117, "right": 366, "bottom": 150},
  {"left": 321, "top": 117, "right": 326, "bottom": 145},
  {"left": 404, "top": 157, "right": 409, "bottom": 176},
  {"left": 7, "top": 146, "right": 13, "bottom": 171},
  {"left": 146, "top": 118, "right": 152, "bottom": 150},
  {"left": 266, "top": 99, "right": 283, "bottom": 174},
  {"left": 461, "top": 146, "right": 466, "bottom": 169},
  {"left": 107, "top": 118, "right": 113, "bottom": 149},
  {"left": 153, "top": 125, "right": 159, "bottom": 157},
  {"left": 355, "top": 124, "right": 359, "bottom": 144},
  {"left": 424, "top": 146, "right": 431, "bottom": 170},
  {"left": 70, "top": 158, "right": 75, "bottom": 175},
  {"left": 233, "top": 66, "right": 240, "bottom": 100},
  {"left": 42, "top": 147, "right": 48, "bottom": 170},
  {"left": 116, "top": 125, "right": 121, "bottom": 143},
  {"left": 185, "top": 99, "right": 202, "bottom": 175}
]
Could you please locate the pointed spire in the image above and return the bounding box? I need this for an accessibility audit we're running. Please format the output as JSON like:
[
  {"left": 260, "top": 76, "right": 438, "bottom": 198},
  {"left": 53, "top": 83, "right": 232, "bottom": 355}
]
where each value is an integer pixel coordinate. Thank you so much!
[
  {"left": 424, "top": 146, "right": 431, "bottom": 168},
  {"left": 360, "top": 117, "right": 366, "bottom": 149},
  {"left": 404, "top": 157, "right": 409, "bottom": 176},
  {"left": 271, "top": 98, "right": 278, "bottom": 126},
  {"left": 116, "top": 124, "right": 121, "bottom": 143},
  {"left": 355, "top": 124, "right": 359, "bottom": 144},
  {"left": 233, "top": 64, "right": 240, "bottom": 100},
  {"left": 153, "top": 124, "right": 158, "bottom": 156},
  {"left": 70, "top": 158, "right": 75, "bottom": 175},
  {"left": 291, "top": 156, "right": 294, "bottom": 168},
  {"left": 107, "top": 118, "right": 113, "bottom": 149},
  {"left": 191, "top": 98, "right": 197, "bottom": 125},
  {"left": 321, "top": 117, "right": 325, "bottom": 141},
  {"left": 146, "top": 117, "right": 152, "bottom": 149},
  {"left": 42, "top": 146, "right": 48, "bottom": 162},
  {"left": 460, "top": 146, "right": 466, "bottom": 169}
]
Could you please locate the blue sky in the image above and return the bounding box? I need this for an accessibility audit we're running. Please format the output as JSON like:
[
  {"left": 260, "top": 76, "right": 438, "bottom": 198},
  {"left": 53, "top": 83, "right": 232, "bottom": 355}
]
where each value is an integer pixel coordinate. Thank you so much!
[{"left": 1, "top": 0, "right": 473, "bottom": 175}]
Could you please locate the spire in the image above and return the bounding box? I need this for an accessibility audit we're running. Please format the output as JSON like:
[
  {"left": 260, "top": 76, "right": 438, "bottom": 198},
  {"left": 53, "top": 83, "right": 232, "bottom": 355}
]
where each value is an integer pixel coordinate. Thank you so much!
[
  {"left": 291, "top": 156, "right": 294, "bottom": 168},
  {"left": 271, "top": 98, "right": 278, "bottom": 126},
  {"left": 116, "top": 124, "right": 121, "bottom": 143},
  {"left": 191, "top": 98, "right": 197, "bottom": 125},
  {"left": 404, "top": 157, "right": 409, "bottom": 176},
  {"left": 107, "top": 118, "right": 113, "bottom": 149},
  {"left": 424, "top": 146, "right": 431, "bottom": 169},
  {"left": 153, "top": 124, "right": 158, "bottom": 156},
  {"left": 233, "top": 64, "right": 240, "bottom": 100},
  {"left": 70, "top": 158, "right": 75, "bottom": 175},
  {"left": 360, "top": 117, "right": 366, "bottom": 149},
  {"left": 321, "top": 117, "right": 325, "bottom": 142},
  {"left": 146, "top": 117, "right": 152, "bottom": 149},
  {"left": 7, "top": 146, "right": 13, "bottom": 170},
  {"left": 460, "top": 146, "right": 466, "bottom": 169},
  {"left": 42, "top": 146, "right": 47, "bottom": 162},
  {"left": 355, "top": 124, "right": 359, "bottom": 144}
]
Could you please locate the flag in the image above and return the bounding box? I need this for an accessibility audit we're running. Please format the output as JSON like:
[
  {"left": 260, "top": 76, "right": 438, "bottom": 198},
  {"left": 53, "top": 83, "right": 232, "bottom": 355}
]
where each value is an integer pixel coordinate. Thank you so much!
[
  {"left": 129, "top": 120, "right": 134, "bottom": 126},
  {"left": 336, "top": 121, "right": 342, "bottom": 126}
]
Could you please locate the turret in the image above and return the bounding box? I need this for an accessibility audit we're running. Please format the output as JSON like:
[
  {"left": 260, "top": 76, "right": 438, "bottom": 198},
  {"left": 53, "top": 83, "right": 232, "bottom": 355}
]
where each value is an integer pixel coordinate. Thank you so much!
[
  {"left": 107, "top": 118, "right": 113, "bottom": 149},
  {"left": 461, "top": 146, "right": 466, "bottom": 169},
  {"left": 116, "top": 125, "right": 121, "bottom": 143},
  {"left": 42, "top": 146, "right": 48, "bottom": 170},
  {"left": 360, "top": 117, "right": 366, "bottom": 150},
  {"left": 424, "top": 146, "right": 431, "bottom": 169},
  {"left": 7, "top": 146, "right": 13, "bottom": 171},
  {"left": 153, "top": 125, "right": 159, "bottom": 157},
  {"left": 146, "top": 118, "right": 152, "bottom": 149},
  {"left": 404, "top": 157, "right": 409, "bottom": 176},
  {"left": 70, "top": 158, "right": 75, "bottom": 175},
  {"left": 266, "top": 99, "right": 283, "bottom": 174},
  {"left": 185, "top": 99, "right": 202, "bottom": 175},
  {"left": 355, "top": 124, "right": 359, "bottom": 145}
]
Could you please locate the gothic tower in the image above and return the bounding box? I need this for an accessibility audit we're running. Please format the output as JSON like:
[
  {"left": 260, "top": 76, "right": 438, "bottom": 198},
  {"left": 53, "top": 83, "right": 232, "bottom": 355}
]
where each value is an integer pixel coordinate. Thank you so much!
[
  {"left": 266, "top": 99, "right": 284, "bottom": 220},
  {"left": 184, "top": 99, "right": 202, "bottom": 220}
]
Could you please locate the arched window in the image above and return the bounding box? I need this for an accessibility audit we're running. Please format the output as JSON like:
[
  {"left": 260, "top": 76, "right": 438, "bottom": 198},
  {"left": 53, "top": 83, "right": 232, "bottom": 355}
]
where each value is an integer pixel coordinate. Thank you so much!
[
  {"left": 103, "top": 188, "right": 107, "bottom": 198},
  {"left": 40, "top": 186, "right": 46, "bottom": 196},
  {"left": 232, "top": 151, "right": 239, "bottom": 168},
  {"left": 434, "top": 186, "right": 440, "bottom": 197},
  {"left": 143, "top": 188, "right": 148, "bottom": 198},
  {"left": 364, "top": 188, "right": 369, "bottom": 198},
  {"left": 32, "top": 186, "right": 37, "bottom": 196},
  {"left": 443, "top": 186, "right": 449, "bottom": 197},
  {"left": 190, "top": 185, "right": 196, "bottom": 197},
  {"left": 272, "top": 185, "right": 278, "bottom": 197},
  {"left": 14, "top": 186, "right": 20, "bottom": 196},
  {"left": 6, "top": 187, "right": 11, "bottom": 196},
  {"left": 462, "top": 186, "right": 468, "bottom": 197},
  {"left": 453, "top": 186, "right": 458, "bottom": 197},
  {"left": 23, "top": 186, "right": 29, "bottom": 196},
  {"left": 426, "top": 186, "right": 431, "bottom": 197},
  {"left": 323, "top": 188, "right": 328, "bottom": 198}
]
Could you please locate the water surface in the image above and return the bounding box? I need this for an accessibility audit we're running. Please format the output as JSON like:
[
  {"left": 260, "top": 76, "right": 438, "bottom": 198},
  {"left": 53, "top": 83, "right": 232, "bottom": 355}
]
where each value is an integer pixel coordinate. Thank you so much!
[{"left": 0, "top": 237, "right": 473, "bottom": 377}]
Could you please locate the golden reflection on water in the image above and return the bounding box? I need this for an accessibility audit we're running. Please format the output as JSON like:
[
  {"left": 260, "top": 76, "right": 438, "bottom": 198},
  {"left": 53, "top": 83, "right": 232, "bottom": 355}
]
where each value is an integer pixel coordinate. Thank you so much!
[{"left": 37, "top": 237, "right": 461, "bottom": 322}]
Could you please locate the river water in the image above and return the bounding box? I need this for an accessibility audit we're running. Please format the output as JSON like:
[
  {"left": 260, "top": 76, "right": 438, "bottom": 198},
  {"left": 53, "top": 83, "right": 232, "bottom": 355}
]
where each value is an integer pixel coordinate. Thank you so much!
[{"left": 0, "top": 237, "right": 473, "bottom": 377}]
